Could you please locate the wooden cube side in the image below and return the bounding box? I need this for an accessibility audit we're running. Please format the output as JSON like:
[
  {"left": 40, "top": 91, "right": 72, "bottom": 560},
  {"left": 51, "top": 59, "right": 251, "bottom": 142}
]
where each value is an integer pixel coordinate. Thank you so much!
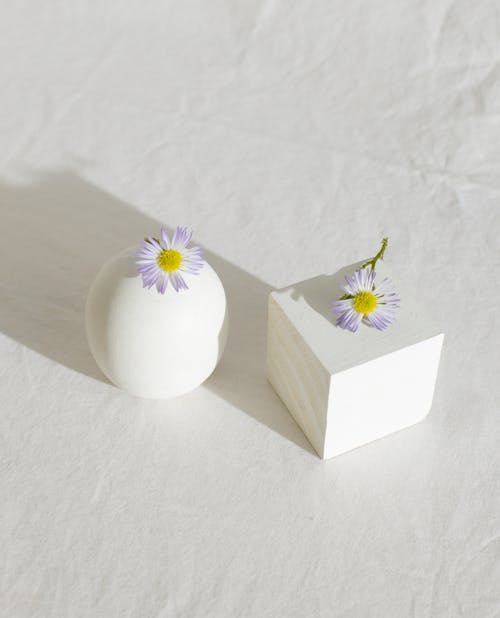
[{"left": 267, "top": 294, "right": 330, "bottom": 458}]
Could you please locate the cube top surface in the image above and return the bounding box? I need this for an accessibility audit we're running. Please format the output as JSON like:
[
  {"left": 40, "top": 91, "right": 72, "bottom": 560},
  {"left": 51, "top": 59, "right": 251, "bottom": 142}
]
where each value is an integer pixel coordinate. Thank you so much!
[{"left": 270, "top": 260, "right": 443, "bottom": 375}]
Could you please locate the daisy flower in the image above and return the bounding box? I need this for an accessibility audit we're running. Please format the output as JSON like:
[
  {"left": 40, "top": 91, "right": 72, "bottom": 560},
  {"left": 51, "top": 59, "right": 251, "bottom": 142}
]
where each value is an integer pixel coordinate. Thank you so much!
[
  {"left": 331, "top": 238, "right": 400, "bottom": 333},
  {"left": 135, "top": 226, "right": 204, "bottom": 293}
]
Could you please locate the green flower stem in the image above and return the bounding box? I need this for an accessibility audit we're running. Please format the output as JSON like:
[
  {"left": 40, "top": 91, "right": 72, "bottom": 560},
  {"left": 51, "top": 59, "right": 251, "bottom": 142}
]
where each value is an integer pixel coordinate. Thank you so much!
[
  {"left": 338, "top": 238, "right": 390, "bottom": 300},
  {"left": 361, "top": 237, "right": 388, "bottom": 271}
]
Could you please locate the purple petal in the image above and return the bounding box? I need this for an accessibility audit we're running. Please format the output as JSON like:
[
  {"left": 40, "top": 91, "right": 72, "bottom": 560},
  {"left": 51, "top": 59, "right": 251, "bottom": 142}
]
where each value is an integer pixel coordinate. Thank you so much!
[
  {"left": 160, "top": 227, "right": 171, "bottom": 249},
  {"left": 171, "top": 226, "right": 193, "bottom": 250},
  {"left": 171, "top": 272, "right": 188, "bottom": 292}
]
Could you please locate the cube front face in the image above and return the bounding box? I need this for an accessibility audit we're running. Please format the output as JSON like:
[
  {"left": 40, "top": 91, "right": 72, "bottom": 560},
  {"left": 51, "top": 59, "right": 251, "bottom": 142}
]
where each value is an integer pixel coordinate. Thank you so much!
[
  {"left": 267, "top": 265, "right": 445, "bottom": 460},
  {"left": 323, "top": 334, "right": 444, "bottom": 458}
]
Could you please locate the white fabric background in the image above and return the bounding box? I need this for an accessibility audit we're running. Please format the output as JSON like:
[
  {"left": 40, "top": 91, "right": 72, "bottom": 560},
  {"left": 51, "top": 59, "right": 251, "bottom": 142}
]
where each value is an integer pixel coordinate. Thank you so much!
[{"left": 1, "top": 1, "right": 499, "bottom": 616}]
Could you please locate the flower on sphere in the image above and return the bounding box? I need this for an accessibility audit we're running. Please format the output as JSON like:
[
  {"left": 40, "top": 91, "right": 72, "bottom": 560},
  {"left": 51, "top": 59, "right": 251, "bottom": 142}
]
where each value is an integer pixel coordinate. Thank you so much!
[
  {"left": 332, "top": 266, "right": 400, "bottom": 333},
  {"left": 135, "top": 226, "right": 204, "bottom": 293}
]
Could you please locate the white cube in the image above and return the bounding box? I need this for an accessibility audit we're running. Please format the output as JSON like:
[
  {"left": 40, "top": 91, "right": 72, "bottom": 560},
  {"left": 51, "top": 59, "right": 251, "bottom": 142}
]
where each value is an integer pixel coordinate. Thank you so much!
[{"left": 267, "top": 261, "right": 444, "bottom": 459}]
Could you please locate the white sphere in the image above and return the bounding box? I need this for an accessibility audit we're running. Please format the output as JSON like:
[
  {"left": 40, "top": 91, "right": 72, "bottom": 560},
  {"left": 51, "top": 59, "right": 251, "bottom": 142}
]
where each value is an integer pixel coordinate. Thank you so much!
[{"left": 85, "top": 246, "right": 228, "bottom": 399}]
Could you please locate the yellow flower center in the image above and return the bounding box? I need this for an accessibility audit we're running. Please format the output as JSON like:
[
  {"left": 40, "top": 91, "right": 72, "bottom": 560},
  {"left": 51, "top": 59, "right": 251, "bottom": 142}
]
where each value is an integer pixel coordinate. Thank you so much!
[
  {"left": 157, "top": 249, "right": 182, "bottom": 272},
  {"left": 353, "top": 291, "right": 378, "bottom": 314}
]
